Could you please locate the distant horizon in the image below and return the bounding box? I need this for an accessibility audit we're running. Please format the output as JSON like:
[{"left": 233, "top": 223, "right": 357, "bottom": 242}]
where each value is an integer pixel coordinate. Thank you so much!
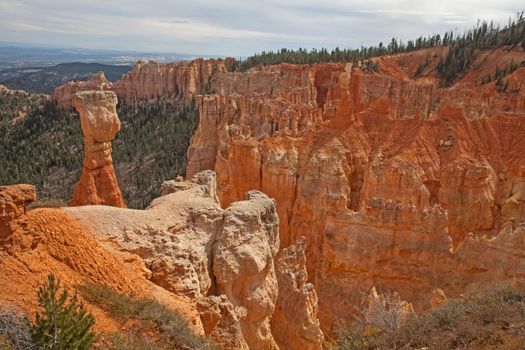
[
  {"left": 0, "top": 41, "right": 213, "bottom": 58},
  {"left": 1, "top": 1, "right": 523, "bottom": 57}
]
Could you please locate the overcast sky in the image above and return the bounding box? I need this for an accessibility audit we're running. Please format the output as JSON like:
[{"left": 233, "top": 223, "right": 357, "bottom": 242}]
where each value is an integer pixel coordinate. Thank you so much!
[{"left": 0, "top": 0, "right": 523, "bottom": 56}]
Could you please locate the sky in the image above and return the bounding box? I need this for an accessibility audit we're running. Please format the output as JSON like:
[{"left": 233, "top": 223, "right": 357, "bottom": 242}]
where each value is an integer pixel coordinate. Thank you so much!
[{"left": 0, "top": 0, "right": 523, "bottom": 57}]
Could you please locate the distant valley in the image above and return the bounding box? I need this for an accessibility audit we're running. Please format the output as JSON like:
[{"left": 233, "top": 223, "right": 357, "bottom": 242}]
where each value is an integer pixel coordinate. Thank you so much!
[
  {"left": 0, "top": 62, "right": 131, "bottom": 94},
  {"left": 0, "top": 42, "right": 214, "bottom": 93}
]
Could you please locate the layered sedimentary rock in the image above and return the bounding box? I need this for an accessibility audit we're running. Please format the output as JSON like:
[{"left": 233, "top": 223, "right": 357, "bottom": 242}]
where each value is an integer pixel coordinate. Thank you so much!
[
  {"left": 186, "top": 48, "right": 525, "bottom": 333},
  {"left": 70, "top": 90, "right": 125, "bottom": 207},
  {"left": 66, "top": 171, "right": 285, "bottom": 349},
  {"left": 271, "top": 237, "right": 324, "bottom": 350},
  {"left": 53, "top": 59, "right": 234, "bottom": 110},
  {"left": 112, "top": 58, "right": 234, "bottom": 103},
  {"left": 53, "top": 71, "right": 112, "bottom": 109},
  {"left": 0, "top": 184, "right": 36, "bottom": 247},
  {"left": 49, "top": 47, "right": 525, "bottom": 344}
]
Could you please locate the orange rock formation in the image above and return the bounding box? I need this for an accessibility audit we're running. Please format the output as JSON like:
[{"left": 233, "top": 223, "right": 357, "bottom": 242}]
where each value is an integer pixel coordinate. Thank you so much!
[
  {"left": 185, "top": 48, "right": 525, "bottom": 333},
  {"left": 112, "top": 58, "right": 234, "bottom": 103},
  {"left": 0, "top": 184, "right": 36, "bottom": 247},
  {"left": 271, "top": 237, "right": 324, "bottom": 349},
  {"left": 66, "top": 171, "right": 290, "bottom": 349},
  {"left": 0, "top": 184, "right": 200, "bottom": 334},
  {"left": 52, "top": 71, "right": 113, "bottom": 109},
  {"left": 46, "top": 47, "right": 525, "bottom": 347},
  {"left": 70, "top": 90, "right": 125, "bottom": 207}
]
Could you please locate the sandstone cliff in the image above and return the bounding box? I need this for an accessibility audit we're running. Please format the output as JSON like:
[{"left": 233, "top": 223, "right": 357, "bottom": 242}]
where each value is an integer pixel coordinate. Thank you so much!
[
  {"left": 185, "top": 48, "right": 525, "bottom": 333},
  {"left": 47, "top": 46, "right": 525, "bottom": 346},
  {"left": 52, "top": 58, "right": 233, "bottom": 109},
  {"left": 112, "top": 58, "right": 234, "bottom": 104}
]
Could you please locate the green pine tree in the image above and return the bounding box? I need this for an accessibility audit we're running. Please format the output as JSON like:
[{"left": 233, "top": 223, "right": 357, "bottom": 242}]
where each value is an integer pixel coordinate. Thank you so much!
[{"left": 30, "top": 274, "right": 95, "bottom": 350}]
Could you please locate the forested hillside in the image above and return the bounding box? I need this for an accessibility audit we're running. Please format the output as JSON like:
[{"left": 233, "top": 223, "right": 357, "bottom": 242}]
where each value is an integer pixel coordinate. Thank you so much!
[
  {"left": 0, "top": 91, "right": 198, "bottom": 208},
  {"left": 236, "top": 14, "right": 525, "bottom": 86}
]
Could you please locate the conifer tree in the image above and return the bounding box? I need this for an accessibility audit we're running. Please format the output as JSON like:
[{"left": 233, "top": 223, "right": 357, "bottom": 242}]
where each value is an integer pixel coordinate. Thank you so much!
[{"left": 30, "top": 274, "right": 95, "bottom": 350}]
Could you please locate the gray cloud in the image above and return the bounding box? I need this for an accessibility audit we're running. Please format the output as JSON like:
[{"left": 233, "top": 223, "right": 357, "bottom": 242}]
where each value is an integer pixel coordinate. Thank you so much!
[{"left": 0, "top": 0, "right": 522, "bottom": 56}]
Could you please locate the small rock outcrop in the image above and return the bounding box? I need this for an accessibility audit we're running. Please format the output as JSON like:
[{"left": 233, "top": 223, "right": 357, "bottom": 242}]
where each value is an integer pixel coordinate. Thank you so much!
[
  {"left": 428, "top": 288, "right": 448, "bottom": 309},
  {"left": 70, "top": 90, "right": 125, "bottom": 207},
  {"left": 197, "top": 295, "right": 249, "bottom": 350},
  {"left": 213, "top": 190, "right": 280, "bottom": 350},
  {"left": 366, "top": 287, "right": 415, "bottom": 330},
  {"left": 271, "top": 237, "right": 324, "bottom": 350},
  {"left": 0, "top": 184, "right": 36, "bottom": 247}
]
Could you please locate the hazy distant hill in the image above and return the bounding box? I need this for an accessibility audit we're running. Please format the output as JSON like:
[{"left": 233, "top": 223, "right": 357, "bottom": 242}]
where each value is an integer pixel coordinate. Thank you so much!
[
  {"left": 0, "top": 62, "right": 131, "bottom": 94},
  {"left": 0, "top": 42, "right": 205, "bottom": 67}
]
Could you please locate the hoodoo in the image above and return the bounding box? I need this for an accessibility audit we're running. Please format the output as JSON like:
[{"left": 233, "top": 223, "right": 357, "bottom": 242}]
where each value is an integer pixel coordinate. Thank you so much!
[{"left": 70, "top": 90, "right": 125, "bottom": 207}]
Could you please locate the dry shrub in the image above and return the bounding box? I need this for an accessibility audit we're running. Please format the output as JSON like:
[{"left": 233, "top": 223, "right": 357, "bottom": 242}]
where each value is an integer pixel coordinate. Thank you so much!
[
  {"left": 338, "top": 285, "right": 525, "bottom": 350},
  {"left": 80, "top": 283, "right": 215, "bottom": 350},
  {"left": 0, "top": 307, "right": 34, "bottom": 350}
]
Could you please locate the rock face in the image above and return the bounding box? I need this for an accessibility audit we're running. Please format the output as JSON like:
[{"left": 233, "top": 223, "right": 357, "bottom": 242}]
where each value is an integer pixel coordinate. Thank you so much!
[
  {"left": 49, "top": 48, "right": 525, "bottom": 345},
  {"left": 66, "top": 171, "right": 285, "bottom": 349},
  {"left": 0, "top": 184, "right": 36, "bottom": 247},
  {"left": 185, "top": 48, "right": 525, "bottom": 333},
  {"left": 53, "top": 71, "right": 112, "bottom": 109},
  {"left": 70, "top": 90, "right": 125, "bottom": 207},
  {"left": 271, "top": 237, "right": 324, "bottom": 350},
  {"left": 213, "top": 190, "right": 280, "bottom": 350},
  {"left": 113, "top": 58, "right": 234, "bottom": 103}
]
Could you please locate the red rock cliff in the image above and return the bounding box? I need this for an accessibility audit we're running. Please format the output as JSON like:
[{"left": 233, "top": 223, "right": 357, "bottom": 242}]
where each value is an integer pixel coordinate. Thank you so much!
[
  {"left": 112, "top": 58, "right": 234, "bottom": 103},
  {"left": 186, "top": 48, "right": 525, "bottom": 333},
  {"left": 50, "top": 49, "right": 525, "bottom": 342}
]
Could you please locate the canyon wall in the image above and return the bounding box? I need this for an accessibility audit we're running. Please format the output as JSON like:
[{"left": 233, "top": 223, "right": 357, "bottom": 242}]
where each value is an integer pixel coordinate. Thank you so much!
[
  {"left": 53, "top": 58, "right": 234, "bottom": 109},
  {"left": 48, "top": 49, "right": 525, "bottom": 342},
  {"left": 185, "top": 50, "right": 525, "bottom": 332}
]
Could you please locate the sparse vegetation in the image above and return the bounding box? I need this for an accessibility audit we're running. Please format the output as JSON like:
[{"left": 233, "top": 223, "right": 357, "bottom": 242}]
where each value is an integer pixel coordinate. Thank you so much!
[
  {"left": 237, "top": 12, "right": 525, "bottom": 87},
  {"left": 0, "top": 307, "right": 35, "bottom": 350},
  {"left": 98, "top": 332, "right": 167, "bottom": 350},
  {"left": 79, "top": 283, "right": 214, "bottom": 350},
  {"left": 336, "top": 285, "right": 525, "bottom": 350},
  {"left": 479, "top": 59, "right": 524, "bottom": 92},
  {"left": 30, "top": 274, "right": 95, "bottom": 350}
]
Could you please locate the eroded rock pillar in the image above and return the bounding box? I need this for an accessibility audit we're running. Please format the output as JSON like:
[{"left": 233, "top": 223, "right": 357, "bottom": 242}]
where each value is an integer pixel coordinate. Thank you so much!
[{"left": 70, "top": 90, "right": 125, "bottom": 207}]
